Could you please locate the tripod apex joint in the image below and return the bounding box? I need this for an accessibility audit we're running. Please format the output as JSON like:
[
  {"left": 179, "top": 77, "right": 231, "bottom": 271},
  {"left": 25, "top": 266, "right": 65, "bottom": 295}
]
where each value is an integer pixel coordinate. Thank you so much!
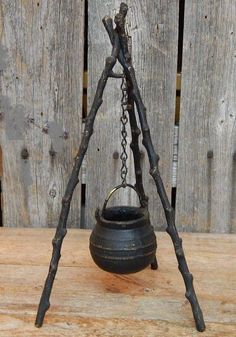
[{"left": 35, "top": 3, "right": 205, "bottom": 333}]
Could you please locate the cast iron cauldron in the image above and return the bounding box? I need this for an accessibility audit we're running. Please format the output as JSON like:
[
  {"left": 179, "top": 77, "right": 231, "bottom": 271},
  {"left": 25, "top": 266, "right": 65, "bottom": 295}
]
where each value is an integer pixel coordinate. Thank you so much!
[{"left": 89, "top": 184, "right": 157, "bottom": 274}]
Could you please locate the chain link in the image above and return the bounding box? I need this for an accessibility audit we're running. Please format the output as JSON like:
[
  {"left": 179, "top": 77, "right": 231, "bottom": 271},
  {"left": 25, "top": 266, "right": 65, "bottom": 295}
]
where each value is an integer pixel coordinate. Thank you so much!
[{"left": 120, "top": 74, "right": 129, "bottom": 185}]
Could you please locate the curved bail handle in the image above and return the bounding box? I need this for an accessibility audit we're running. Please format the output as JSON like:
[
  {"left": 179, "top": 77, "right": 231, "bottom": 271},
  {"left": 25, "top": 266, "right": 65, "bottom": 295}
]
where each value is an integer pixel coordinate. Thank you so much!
[{"left": 101, "top": 183, "right": 145, "bottom": 216}]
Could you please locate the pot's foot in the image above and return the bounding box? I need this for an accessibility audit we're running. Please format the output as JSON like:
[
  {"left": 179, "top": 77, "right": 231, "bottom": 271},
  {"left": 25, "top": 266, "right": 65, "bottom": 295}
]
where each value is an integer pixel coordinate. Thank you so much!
[{"left": 151, "top": 256, "right": 158, "bottom": 270}]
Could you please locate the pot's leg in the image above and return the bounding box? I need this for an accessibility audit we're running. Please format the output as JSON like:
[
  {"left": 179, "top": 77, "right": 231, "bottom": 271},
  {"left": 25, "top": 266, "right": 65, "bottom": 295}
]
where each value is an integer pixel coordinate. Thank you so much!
[
  {"left": 151, "top": 256, "right": 158, "bottom": 270},
  {"left": 126, "top": 68, "right": 205, "bottom": 333},
  {"left": 35, "top": 46, "right": 119, "bottom": 328}
]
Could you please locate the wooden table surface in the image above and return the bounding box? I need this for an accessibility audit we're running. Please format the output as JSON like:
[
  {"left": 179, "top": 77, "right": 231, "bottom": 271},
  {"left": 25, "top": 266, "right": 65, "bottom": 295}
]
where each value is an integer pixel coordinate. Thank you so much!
[{"left": 0, "top": 228, "right": 235, "bottom": 337}]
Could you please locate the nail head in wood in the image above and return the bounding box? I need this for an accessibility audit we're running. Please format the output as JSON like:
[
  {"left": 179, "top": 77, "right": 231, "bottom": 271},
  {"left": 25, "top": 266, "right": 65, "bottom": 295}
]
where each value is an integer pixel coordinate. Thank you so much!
[
  {"left": 113, "top": 151, "right": 119, "bottom": 159},
  {"left": 49, "top": 149, "right": 56, "bottom": 158},
  {"left": 21, "top": 148, "right": 29, "bottom": 160},
  {"left": 207, "top": 150, "right": 213, "bottom": 159}
]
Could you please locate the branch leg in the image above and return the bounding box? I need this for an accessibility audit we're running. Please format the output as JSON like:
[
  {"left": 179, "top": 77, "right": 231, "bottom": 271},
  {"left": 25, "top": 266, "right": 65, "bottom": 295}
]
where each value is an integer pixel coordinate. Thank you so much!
[
  {"left": 126, "top": 78, "right": 148, "bottom": 206},
  {"left": 126, "top": 77, "right": 158, "bottom": 270},
  {"left": 150, "top": 169, "right": 205, "bottom": 331},
  {"left": 124, "top": 75, "right": 205, "bottom": 329},
  {"left": 35, "top": 41, "right": 119, "bottom": 327},
  {"left": 126, "top": 65, "right": 205, "bottom": 332}
]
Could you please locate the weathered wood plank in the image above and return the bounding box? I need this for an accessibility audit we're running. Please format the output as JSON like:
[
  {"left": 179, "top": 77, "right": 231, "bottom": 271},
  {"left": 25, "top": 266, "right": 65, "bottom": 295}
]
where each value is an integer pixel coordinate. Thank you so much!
[
  {"left": 176, "top": 0, "right": 236, "bottom": 233},
  {"left": 0, "top": 228, "right": 235, "bottom": 336},
  {"left": 0, "top": 145, "right": 2, "bottom": 178},
  {"left": 85, "top": 1, "right": 178, "bottom": 230},
  {"left": 0, "top": 1, "right": 84, "bottom": 227}
]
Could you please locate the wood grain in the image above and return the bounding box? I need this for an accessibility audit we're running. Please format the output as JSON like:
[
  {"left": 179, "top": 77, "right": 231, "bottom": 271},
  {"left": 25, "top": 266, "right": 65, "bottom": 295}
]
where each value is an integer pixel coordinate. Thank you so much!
[
  {"left": 0, "top": 1, "right": 84, "bottom": 227},
  {"left": 0, "top": 228, "right": 235, "bottom": 336},
  {"left": 85, "top": 1, "right": 178, "bottom": 230},
  {"left": 176, "top": 1, "right": 236, "bottom": 232}
]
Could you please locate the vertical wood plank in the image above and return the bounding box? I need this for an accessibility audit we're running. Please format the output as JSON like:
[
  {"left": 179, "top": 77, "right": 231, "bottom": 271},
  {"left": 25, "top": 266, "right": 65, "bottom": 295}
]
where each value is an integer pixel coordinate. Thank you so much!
[
  {"left": 0, "top": 146, "right": 2, "bottom": 178},
  {"left": 85, "top": 0, "right": 178, "bottom": 230},
  {"left": 176, "top": 0, "right": 236, "bottom": 233},
  {"left": 0, "top": 1, "right": 84, "bottom": 227}
]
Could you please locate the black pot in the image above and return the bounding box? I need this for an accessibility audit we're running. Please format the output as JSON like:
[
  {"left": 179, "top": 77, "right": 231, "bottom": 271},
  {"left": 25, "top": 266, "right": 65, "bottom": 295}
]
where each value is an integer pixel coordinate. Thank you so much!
[{"left": 89, "top": 184, "right": 157, "bottom": 274}]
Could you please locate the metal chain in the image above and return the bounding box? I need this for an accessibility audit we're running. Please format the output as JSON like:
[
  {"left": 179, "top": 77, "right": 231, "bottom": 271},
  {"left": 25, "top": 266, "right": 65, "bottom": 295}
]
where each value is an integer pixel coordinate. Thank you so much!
[{"left": 120, "top": 74, "right": 129, "bottom": 185}]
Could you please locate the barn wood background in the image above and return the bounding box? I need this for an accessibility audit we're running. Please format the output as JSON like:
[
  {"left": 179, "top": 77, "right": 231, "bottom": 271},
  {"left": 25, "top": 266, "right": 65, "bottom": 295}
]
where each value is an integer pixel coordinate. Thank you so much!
[{"left": 0, "top": 0, "right": 235, "bottom": 233}]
